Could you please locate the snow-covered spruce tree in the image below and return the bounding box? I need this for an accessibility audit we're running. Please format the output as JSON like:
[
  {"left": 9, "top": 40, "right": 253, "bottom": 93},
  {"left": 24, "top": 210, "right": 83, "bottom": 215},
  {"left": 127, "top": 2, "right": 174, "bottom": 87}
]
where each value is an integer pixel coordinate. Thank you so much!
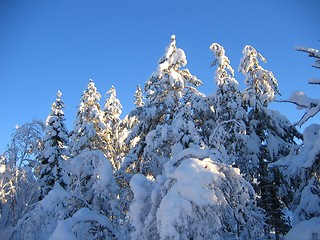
[
  {"left": 0, "top": 121, "right": 44, "bottom": 229},
  {"left": 129, "top": 148, "right": 265, "bottom": 240},
  {"left": 121, "top": 35, "right": 202, "bottom": 179},
  {"left": 209, "top": 43, "right": 247, "bottom": 166},
  {"left": 70, "top": 80, "right": 106, "bottom": 156},
  {"left": 38, "top": 90, "right": 70, "bottom": 198},
  {"left": 134, "top": 84, "right": 144, "bottom": 107},
  {"left": 239, "top": 45, "right": 301, "bottom": 238},
  {"left": 67, "top": 81, "right": 126, "bottom": 236},
  {"left": 103, "top": 85, "right": 127, "bottom": 171}
]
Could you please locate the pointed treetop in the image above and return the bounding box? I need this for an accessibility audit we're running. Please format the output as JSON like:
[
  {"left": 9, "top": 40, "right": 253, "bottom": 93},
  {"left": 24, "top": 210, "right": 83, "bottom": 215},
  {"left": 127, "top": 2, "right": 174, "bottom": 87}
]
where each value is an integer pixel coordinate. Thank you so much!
[
  {"left": 51, "top": 90, "right": 66, "bottom": 113},
  {"left": 104, "top": 85, "right": 122, "bottom": 120},
  {"left": 82, "top": 79, "right": 101, "bottom": 104},
  {"left": 87, "top": 79, "right": 96, "bottom": 90},
  {"left": 157, "top": 34, "right": 187, "bottom": 71},
  {"left": 134, "top": 84, "right": 144, "bottom": 107},
  {"left": 56, "top": 90, "right": 62, "bottom": 98},
  {"left": 106, "top": 85, "right": 116, "bottom": 96}
]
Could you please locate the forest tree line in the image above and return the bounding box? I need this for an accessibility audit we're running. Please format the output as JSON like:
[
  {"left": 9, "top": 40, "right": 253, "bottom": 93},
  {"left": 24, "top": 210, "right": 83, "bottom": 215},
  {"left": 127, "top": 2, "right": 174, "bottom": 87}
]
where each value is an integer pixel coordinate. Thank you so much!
[{"left": 0, "top": 36, "right": 319, "bottom": 240}]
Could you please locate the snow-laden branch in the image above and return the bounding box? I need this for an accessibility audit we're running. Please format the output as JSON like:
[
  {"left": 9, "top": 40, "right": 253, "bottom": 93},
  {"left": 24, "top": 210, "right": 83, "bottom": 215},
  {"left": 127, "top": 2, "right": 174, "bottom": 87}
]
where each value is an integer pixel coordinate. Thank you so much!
[
  {"left": 279, "top": 91, "right": 320, "bottom": 127},
  {"left": 296, "top": 46, "right": 320, "bottom": 69},
  {"left": 309, "top": 78, "right": 320, "bottom": 85},
  {"left": 296, "top": 46, "right": 320, "bottom": 59}
]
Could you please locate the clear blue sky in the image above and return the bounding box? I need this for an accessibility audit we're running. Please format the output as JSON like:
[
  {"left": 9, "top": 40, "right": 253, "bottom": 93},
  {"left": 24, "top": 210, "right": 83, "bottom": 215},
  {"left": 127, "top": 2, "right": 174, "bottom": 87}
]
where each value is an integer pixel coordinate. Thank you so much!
[{"left": 1, "top": 0, "right": 319, "bottom": 153}]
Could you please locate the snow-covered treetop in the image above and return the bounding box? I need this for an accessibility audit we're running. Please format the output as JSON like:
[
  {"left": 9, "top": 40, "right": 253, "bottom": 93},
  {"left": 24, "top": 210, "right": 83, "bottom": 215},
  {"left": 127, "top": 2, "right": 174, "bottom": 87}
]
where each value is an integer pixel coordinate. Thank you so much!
[
  {"left": 157, "top": 34, "right": 187, "bottom": 72},
  {"left": 210, "top": 42, "right": 244, "bottom": 119},
  {"left": 210, "top": 43, "right": 235, "bottom": 78},
  {"left": 56, "top": 90, "right": 62, "bottom": 98},
  {"left": 134, "top": 85, "right": 144, "bottom": 107},
  {"left": 49, "top": 90, "right": 66, "bottom": 122},
  {"left": 74, "top": 79, "right": 105, "bottom": 130},
  {"left": 75, "top": 80, "right": 104, "bottom": 124},
  {"left": 239, "top": 45, "right": 279, "bottom": 108},
  {"left": 145, "top": 35, "right": 202, "bottom": 106},
  {"left": 71, "top": 80, "right": 106, "bottom": 155},
  {"left": 239, "top": 45, "right": 266, "bottom": 73},
  {"left": 45, "top": 90, "right": 68, "bottom": 141},
  {"left": 210, "top": 42, "right": 240, "bottom": 98},
  {"left": 104, "top": 85, "right": 122, "bottom": 120},
  {"left": 82, "top": 80, "right": 101, "bottom": 106}
]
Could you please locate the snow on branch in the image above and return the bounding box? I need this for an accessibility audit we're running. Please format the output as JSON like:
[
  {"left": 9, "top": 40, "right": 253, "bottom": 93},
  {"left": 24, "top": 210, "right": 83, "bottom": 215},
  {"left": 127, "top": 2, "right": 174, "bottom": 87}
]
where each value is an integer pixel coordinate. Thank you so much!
[
  {"left": 296, "top": 46, "right": 320, "bottom": 69},
  {"left": 309, "top": 78, "right": 320, "bottom": 85},
  {"left": 239, "top": 45, "right": 279, "bottom": 107},
  {"left": 280, "top": 91, "right": 320, "bottom": 127},
  {"left": 296, "top": 46, "right": 320, "bottom": 58},
  {"left": 210, "top": 43, "right": 234, "bottom": 77}
]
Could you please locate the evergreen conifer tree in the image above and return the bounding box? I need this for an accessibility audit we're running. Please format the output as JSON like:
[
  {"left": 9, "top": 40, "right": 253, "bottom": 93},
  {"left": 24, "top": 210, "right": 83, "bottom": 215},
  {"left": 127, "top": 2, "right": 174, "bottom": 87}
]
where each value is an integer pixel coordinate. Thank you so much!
[
  {"left": 122, "top": 35, "right": 202, "bottom": 178},
  {"left": 134, "top": 84, "right": 144, "bottom": 107},
  {"left": 103, "top": 85, "right": 125, "bottom": 170},
  {"left": 239, "top": 45, "right": 300, "bottom": 238},
  {"left": 70, "top": 80, "right": 106, "bottom": 156},
  {"left": 209, "top": 43, "right": 247, "bottom": 167},
  {"left": 38, "top": 91, "right": 70, "bottom": 197}
]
